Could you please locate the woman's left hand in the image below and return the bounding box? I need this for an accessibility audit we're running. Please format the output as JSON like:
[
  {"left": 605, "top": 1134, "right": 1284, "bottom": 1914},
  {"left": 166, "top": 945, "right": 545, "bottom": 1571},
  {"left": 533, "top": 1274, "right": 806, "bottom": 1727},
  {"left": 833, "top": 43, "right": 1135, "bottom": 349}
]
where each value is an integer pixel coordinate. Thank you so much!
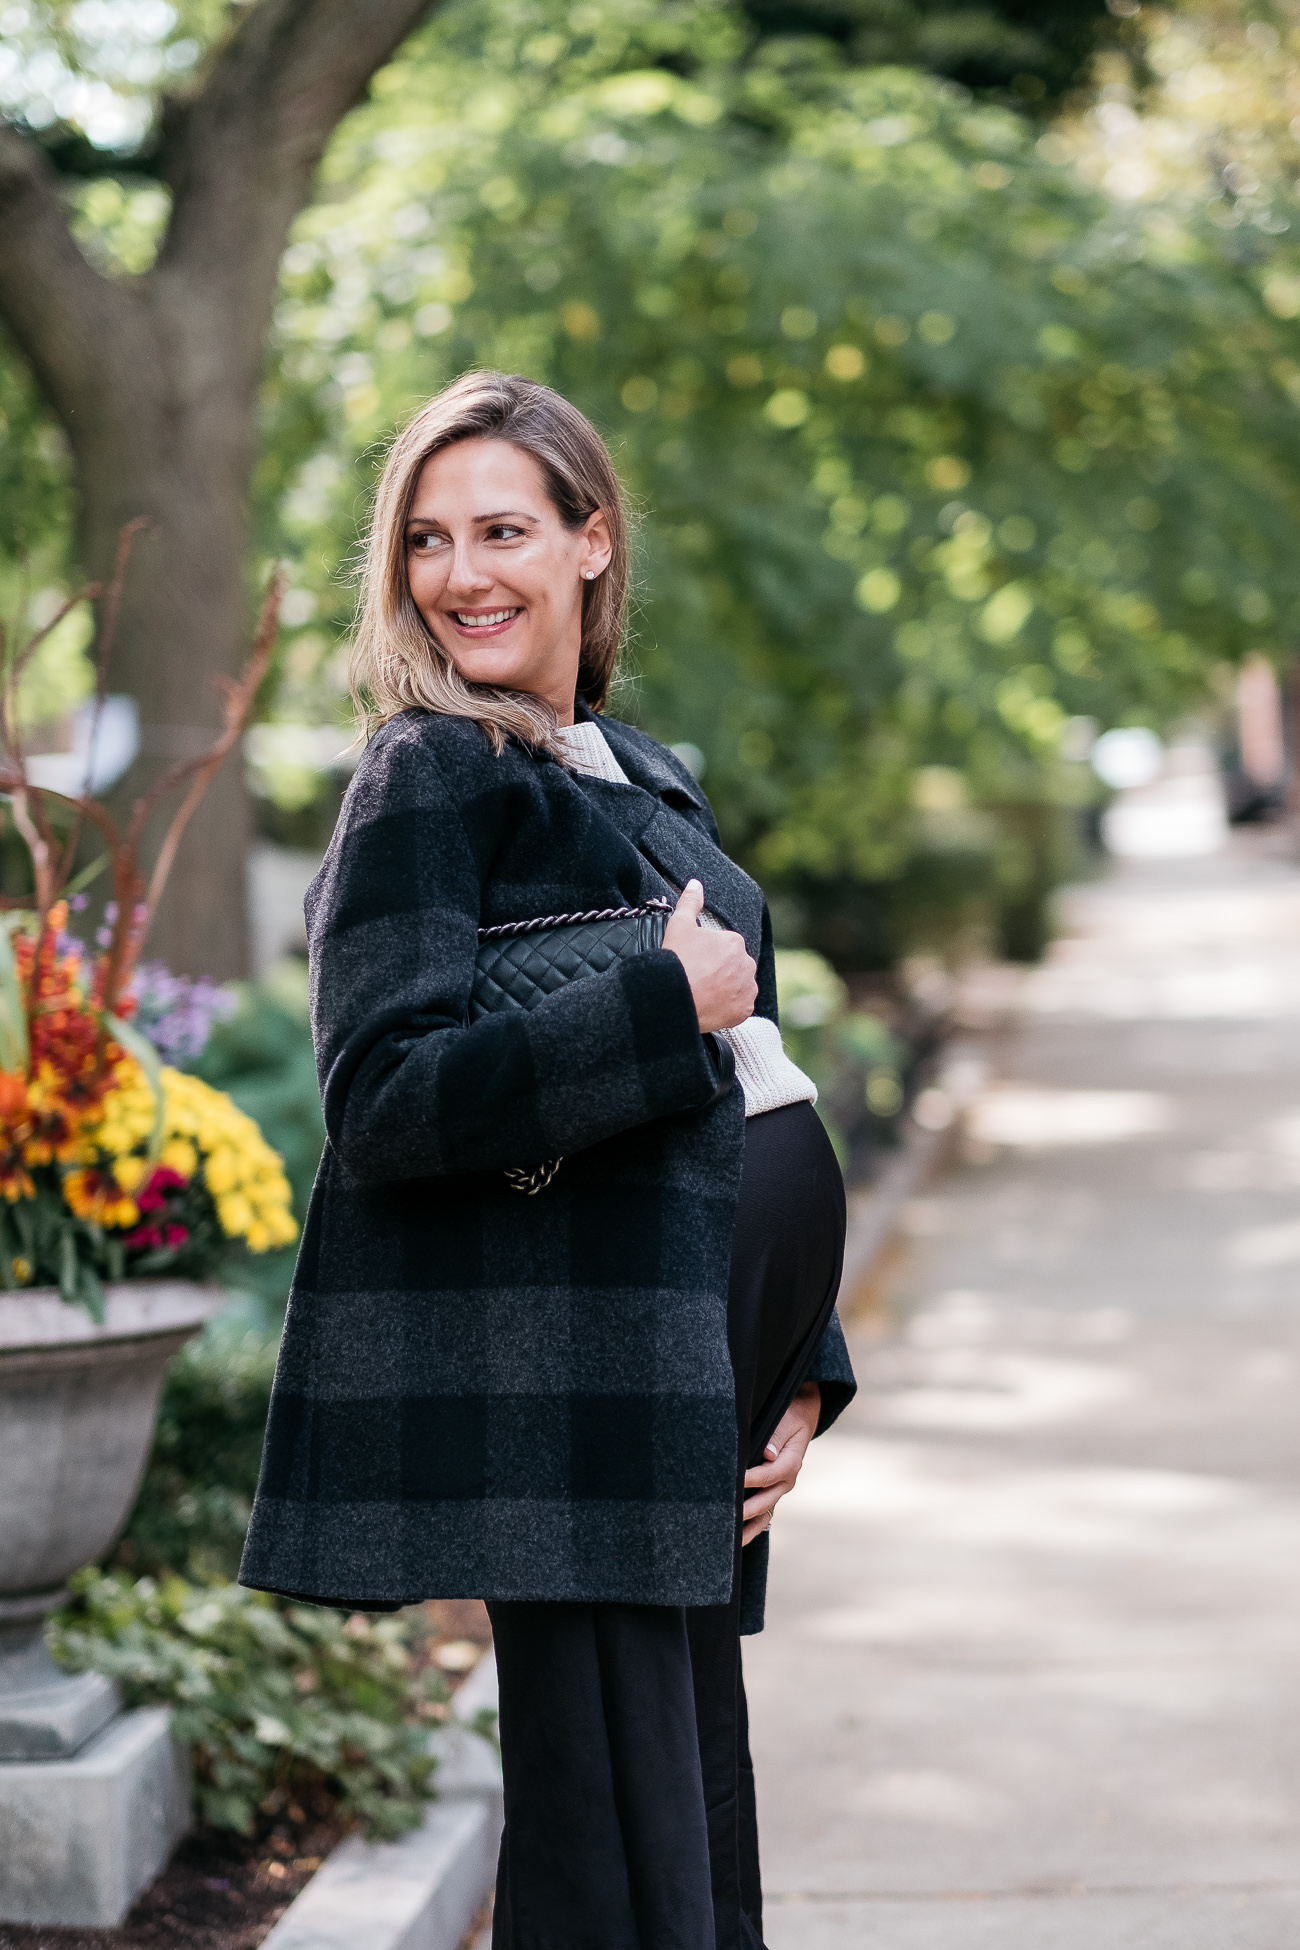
[{"left": 742, "top": 1382, "right": 821, "bottom": 1545}]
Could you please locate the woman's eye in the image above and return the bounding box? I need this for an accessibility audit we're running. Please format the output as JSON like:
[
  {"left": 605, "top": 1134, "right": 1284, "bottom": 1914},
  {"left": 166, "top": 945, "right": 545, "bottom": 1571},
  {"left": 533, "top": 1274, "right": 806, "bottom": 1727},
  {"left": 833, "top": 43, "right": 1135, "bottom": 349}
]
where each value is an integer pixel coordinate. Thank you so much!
[
  {"left": 488, "top": 524, "right": 524, "bottom": 541},
  {"left": 408, "top": 532, "right": 445, "bottom": 551}
]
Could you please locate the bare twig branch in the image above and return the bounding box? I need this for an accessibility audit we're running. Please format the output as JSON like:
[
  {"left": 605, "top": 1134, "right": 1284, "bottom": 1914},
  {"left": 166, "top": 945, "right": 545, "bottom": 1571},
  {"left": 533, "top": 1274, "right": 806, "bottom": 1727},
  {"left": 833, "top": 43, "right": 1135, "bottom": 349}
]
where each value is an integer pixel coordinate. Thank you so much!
[
  {"left": 0, "top": 771, "right": 125, "bottom": 921},
  {"left": 87, "top": 521, "right": 150, "bottom": 736},
  {"left": 0, "top": 583, "right": 103, "bottom": 765},
  {"left": 60, "top": 518, "right": 151, "bottom": 883},
  {"left": 6, "top": 787, "right": 54, "bottom": 915},
  {"left": 136, "top": 567, "right": 285, "bottom": 912},
  {"left": 0, "top": 543, "right": 278, "bottom": 1020}
]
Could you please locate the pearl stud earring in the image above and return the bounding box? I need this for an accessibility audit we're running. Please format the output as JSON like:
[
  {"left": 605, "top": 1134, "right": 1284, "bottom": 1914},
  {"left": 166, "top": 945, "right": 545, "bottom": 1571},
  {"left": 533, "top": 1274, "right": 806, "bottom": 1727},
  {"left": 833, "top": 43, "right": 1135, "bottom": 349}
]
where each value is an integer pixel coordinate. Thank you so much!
[{"left": 583, "top": 570, "right": 596, "bottom": 580}]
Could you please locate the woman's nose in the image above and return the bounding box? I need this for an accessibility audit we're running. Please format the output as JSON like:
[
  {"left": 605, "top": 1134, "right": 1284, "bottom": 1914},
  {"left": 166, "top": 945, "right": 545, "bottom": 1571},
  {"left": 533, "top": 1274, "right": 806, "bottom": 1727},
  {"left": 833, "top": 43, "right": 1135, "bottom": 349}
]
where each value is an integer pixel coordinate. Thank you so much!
[{"left": 446, "top": 545, "right": 493, "bottom": 595}]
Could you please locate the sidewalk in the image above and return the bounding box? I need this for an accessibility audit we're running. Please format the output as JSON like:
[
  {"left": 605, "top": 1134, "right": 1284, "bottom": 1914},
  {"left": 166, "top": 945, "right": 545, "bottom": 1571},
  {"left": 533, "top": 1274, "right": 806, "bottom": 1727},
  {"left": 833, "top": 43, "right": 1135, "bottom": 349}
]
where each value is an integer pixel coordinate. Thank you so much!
[{"left": 746, "top": 834, "right": 1300, "bottom": 1948}]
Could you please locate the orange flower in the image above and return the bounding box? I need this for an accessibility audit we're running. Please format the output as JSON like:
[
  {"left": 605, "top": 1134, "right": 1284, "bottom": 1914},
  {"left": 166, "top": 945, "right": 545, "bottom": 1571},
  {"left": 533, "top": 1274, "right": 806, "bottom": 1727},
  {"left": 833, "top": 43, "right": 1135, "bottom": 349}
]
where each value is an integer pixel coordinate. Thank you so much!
[{"left": 61, "top": 1168, "right": 139, "bottom": 1230}]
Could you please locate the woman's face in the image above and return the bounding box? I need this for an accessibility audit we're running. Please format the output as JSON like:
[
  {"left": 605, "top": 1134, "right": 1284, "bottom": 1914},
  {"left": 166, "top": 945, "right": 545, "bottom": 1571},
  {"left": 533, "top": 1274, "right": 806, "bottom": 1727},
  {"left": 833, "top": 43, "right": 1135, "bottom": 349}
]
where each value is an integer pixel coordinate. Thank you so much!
[{"left": 405, "top": 437, "right": 611, "bottom": 725}]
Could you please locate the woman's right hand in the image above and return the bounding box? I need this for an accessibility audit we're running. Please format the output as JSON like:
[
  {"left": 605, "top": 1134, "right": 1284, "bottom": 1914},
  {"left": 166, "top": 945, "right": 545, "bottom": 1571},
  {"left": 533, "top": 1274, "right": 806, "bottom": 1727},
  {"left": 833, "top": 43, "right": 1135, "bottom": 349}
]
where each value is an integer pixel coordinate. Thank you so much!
[{"left": 663, "top": 879, "right": 757, "bottom": 1034}]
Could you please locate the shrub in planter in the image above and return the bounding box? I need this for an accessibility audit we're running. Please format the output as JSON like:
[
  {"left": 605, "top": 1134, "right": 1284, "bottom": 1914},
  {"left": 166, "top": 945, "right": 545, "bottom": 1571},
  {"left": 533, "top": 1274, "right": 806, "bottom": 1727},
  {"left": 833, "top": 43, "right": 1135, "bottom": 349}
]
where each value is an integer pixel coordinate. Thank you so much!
[{"left": 51, "top": 1572, "right": 450, "bottom": 1839}]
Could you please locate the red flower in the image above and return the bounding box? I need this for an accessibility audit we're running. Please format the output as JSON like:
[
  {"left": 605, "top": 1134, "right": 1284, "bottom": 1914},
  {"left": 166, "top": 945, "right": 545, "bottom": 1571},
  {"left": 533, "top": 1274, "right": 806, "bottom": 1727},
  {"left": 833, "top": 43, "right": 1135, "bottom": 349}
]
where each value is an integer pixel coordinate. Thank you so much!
[
  {"left": 136, "top": 1165, "right": 188, "bottom": 1214},
  {"left": 122, "top": 1214, "right": 188, "bottom": 1254}
]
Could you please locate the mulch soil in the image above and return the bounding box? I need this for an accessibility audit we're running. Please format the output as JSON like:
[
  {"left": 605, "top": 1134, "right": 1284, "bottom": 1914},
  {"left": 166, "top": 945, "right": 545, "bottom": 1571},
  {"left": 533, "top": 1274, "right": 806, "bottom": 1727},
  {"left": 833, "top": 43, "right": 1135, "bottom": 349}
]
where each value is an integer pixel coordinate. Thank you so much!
[{"left": 0, "top": 1601, "right": 493, "bottom": 1950}]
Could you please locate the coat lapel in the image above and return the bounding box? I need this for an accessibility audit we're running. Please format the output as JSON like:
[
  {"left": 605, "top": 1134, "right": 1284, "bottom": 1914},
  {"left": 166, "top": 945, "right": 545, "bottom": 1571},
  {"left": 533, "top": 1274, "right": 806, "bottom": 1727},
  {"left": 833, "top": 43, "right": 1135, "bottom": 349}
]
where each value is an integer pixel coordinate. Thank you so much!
[{"left": 574, "top": 710, "right": 766, "bottom": 957}]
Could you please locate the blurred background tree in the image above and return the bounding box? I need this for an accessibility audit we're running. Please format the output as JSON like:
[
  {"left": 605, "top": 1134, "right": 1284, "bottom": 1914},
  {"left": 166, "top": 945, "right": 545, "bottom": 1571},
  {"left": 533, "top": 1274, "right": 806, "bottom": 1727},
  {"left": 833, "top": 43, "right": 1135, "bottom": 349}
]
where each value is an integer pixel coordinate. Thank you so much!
[
  {"left": 738, "top": 0, "right": 1115, "bottom": 101},
  {"left": 0, "top": 0, "right": 435, "bottom": 976},
  {"left": 3, "top": 0, "right": 1300, "bottom": 971}
]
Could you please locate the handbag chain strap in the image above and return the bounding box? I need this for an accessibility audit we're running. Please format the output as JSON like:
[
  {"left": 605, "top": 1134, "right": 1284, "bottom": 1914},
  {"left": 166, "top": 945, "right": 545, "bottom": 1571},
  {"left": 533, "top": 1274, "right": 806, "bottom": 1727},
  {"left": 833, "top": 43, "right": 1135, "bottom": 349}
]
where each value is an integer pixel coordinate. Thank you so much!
[
  {"left": 482, "top": 896, "right": 673, "bottom": 1194},
  {"left": 478, "top": 897, "right": 672, "bottom": 942},
  {"left": 503, "top": 1158, "right": 565, "bottom": 1196}
]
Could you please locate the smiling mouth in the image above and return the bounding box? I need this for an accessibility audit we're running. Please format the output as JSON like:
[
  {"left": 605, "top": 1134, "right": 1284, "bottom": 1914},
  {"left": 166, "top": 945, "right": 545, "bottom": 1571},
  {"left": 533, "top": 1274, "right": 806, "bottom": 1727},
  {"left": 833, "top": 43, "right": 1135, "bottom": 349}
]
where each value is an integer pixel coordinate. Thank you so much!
[{"left": 449, "top": 608, "right": 521, "bottom": 633}]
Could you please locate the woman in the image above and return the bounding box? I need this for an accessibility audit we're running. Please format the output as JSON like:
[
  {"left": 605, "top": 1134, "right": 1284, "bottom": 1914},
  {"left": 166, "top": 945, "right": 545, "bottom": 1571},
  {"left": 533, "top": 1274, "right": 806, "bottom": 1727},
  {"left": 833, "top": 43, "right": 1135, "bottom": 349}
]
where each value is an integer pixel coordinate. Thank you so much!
[{"left": 241, "top": 370, "right": 856, "bottom": 1949}]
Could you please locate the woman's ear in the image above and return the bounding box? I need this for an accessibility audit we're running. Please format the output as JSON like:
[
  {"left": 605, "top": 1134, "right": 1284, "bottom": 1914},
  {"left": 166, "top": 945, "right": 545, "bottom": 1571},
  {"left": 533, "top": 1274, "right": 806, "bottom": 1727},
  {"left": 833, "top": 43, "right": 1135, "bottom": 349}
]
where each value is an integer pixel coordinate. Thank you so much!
[{"left": 580, "top": 509, "right": 613, "bottom": 580}]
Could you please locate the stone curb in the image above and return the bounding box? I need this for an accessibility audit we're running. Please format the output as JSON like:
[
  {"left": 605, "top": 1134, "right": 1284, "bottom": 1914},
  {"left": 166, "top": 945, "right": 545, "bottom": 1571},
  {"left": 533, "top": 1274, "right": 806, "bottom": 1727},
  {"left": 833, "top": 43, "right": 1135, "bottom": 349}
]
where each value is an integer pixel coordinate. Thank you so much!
[{"left": 260, "top": 1653, "right": 501, "bottom": 1950}]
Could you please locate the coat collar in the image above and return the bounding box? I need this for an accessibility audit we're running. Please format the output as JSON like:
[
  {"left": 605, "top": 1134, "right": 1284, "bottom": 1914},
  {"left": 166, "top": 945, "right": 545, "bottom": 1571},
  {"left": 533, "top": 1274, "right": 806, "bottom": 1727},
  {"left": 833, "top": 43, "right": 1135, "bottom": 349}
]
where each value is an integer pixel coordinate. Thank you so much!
[
  {"left": 572, "top": 701, "right": 711, "bottom": 818},
  {"left": 565, "top": 704, "right": 764, "bottom": 955}
]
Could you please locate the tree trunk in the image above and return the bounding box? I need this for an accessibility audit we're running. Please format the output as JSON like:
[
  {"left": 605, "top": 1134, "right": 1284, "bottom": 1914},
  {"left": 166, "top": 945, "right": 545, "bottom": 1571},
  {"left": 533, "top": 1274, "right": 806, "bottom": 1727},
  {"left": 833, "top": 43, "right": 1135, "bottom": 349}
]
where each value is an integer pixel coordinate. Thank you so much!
[{"left": 71, "top": 295, "right": 259, "bottom": 979}]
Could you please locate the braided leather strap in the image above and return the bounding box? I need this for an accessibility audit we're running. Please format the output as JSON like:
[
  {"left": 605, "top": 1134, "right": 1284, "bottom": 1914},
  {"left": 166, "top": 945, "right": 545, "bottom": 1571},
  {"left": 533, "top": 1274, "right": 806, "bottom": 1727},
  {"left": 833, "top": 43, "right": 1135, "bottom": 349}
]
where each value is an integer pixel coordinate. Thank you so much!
[{"left": 478, "top": 897, "right": 672, "bottom": 942}]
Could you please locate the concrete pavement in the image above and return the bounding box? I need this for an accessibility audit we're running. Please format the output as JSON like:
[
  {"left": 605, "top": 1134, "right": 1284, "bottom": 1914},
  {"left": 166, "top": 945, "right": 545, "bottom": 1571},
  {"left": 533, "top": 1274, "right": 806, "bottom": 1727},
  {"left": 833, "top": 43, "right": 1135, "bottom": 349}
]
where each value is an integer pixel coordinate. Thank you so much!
[{"left": 746, "top": 835, "right": 1300, "bottom": 1948}]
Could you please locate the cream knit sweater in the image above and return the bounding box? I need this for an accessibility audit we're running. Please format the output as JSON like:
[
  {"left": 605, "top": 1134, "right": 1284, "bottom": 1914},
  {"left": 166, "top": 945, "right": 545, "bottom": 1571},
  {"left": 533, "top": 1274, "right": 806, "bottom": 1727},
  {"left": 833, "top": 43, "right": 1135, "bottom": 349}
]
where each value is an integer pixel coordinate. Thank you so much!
[{"left": 555, "top": 721, "right": 817, "bottom": 1118}]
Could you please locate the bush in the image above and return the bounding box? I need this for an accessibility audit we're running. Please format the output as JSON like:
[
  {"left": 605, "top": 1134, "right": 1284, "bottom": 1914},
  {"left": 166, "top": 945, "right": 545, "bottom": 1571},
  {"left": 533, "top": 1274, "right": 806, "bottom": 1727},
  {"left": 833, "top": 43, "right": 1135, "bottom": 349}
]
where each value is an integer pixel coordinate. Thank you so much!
[
  {"left": 51, "top": 1571, "right": 449, "bottom": 1839},
  {"left": 117, "top": 1322, "right": 278, "bottom": 1583},
  {"left": 775, "top": 949, "right": 911, "bottom": 1169}
]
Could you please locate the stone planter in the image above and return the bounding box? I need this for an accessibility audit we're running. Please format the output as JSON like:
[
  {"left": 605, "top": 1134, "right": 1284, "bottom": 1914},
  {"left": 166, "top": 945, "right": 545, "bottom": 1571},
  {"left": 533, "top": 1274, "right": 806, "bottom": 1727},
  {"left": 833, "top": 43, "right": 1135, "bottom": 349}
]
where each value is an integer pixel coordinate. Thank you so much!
[{"left": 0, "top": 1282, "right": 225, "bottom": 1761}]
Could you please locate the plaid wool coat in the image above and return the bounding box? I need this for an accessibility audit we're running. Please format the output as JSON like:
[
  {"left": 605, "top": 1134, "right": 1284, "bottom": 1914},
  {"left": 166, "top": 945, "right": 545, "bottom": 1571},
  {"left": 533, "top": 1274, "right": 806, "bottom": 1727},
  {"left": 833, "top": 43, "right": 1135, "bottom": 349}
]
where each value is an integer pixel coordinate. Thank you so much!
[{"left": 239, "top": 703, "right": 855, "bottom": 1614}]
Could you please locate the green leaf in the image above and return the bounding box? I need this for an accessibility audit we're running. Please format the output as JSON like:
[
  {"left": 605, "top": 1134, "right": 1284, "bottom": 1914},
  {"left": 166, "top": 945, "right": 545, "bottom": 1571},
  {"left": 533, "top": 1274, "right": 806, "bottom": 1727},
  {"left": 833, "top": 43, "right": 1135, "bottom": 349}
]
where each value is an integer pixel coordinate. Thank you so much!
[
  {"left": 76, "top": 1256, "right": 106, "bottom": 1325},
  {"left": 0, "top": 922, "right": 29, "bottom": 1075},
  {"left": 104, "top": 1013, "right": 165, "bottom": 1163},
  {"left": 58, "top": 1223, "right": 77, "bottom": 1309},
  {"left": 63, "top": 852, "right": 112, "bottom": 899}
]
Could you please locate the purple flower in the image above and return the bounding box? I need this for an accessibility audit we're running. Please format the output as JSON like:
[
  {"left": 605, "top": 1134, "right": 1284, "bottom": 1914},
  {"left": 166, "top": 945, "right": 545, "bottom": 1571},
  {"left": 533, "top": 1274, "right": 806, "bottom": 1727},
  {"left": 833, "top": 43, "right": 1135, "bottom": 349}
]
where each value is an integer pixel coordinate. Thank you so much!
[{"left": 127, "top": 962, "right": 238, "bottom": 1061}]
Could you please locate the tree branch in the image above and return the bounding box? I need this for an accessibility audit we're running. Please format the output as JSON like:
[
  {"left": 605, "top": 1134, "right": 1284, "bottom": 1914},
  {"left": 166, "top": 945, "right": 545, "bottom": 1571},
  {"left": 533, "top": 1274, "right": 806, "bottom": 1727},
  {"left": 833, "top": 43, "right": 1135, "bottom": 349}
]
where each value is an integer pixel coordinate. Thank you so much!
[
  {"left": 159, "top": 0, "right": 439, "bottom": 296},
  {"left": 0, "top": 124, "right": 133, "bottom": 425}
]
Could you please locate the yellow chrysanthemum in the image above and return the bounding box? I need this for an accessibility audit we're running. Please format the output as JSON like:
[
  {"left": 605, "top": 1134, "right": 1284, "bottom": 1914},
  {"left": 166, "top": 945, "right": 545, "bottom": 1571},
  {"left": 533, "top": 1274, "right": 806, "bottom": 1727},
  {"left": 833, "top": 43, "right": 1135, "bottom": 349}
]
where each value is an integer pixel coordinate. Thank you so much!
[
  {"left": 216, "top": 1191, "right": 254, "bottom": 1235},
  {"left": 160, "top": 1138, "right": 198, "bottom": 1178},
  {"left": 204, "top": 1148, "right": 240, "bottom": 1195},
  {"left": 76, "top": 1062, "right": 296, "bottom": 1255},
  {"left": 112, "top": 1154, "right": 148, "bottom": 1194}
]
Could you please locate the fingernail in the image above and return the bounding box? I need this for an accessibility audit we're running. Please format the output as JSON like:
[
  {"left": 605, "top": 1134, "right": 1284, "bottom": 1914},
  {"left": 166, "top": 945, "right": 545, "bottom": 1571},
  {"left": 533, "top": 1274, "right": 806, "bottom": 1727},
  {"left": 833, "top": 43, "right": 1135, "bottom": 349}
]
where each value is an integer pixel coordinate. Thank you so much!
[{"left": 765, "top": 1443, "right": 777, "bottom": 1459}]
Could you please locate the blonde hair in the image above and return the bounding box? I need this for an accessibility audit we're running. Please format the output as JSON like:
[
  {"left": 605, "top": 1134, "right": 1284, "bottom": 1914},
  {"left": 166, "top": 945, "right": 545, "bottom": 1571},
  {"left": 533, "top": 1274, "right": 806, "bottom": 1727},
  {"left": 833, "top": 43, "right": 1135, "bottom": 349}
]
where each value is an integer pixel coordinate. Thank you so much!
[{"left": 349, "top": 370, "right": 630, "bottom": 752}]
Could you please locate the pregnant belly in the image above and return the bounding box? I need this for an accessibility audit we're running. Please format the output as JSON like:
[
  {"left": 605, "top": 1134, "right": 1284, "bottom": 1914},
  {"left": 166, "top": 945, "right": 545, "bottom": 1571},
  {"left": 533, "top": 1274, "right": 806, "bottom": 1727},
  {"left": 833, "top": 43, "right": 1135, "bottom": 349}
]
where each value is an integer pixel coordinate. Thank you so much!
[{"left": 727, "top": 1101, "right": 847, "bottom": 1456}]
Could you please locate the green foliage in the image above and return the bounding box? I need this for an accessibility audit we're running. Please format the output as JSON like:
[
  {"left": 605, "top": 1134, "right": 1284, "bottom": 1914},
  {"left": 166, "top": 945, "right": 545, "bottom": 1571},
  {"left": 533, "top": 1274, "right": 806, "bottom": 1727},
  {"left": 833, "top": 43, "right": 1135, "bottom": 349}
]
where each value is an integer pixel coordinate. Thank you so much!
[
  {"left": 5, "top": 0, "right": 1300, "bottom": 960},
  {"left": 245, "top": 0, "right": 1300, "bottom": 934},
  {"left": 0, "top": 1177, "right": 118, "bottom": 1319},
  {"left": 774, "top": 947, "right": 907, "bottom": 1156},
  {"left": 50, "top": 1571, "right": 447, "bottom": 1839},
  {"left": 117, "top": 1323, "right": 278, "bottom": 1584}
]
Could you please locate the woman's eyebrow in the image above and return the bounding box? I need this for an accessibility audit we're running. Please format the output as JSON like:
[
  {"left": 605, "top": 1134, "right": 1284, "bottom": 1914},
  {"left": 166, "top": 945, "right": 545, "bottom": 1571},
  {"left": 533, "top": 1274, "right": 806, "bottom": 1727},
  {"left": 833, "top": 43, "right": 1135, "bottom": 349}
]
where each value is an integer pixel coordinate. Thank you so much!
[{"left": 405, "top": 507, "right": 539, "bottom": 529}]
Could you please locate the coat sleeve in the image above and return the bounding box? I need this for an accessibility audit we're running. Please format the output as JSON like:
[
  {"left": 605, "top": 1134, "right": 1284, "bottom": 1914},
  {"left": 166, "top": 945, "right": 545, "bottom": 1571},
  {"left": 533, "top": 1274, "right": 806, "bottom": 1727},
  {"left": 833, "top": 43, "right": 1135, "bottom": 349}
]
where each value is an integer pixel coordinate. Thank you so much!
[
  {"left": 805, "top": 1308, "right": 857, "bottom": 1436},
  {"left": 310, "top": 726, "right": 725, "bottom": 1184}
]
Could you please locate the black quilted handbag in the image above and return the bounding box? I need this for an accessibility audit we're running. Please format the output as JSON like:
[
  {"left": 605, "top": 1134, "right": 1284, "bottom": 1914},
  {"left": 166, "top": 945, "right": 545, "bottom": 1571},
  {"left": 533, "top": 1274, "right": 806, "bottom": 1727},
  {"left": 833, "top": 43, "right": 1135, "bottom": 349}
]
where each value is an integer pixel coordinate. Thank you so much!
[{"left": 471, "top": 898, "right": 735, "bottom": 1193}]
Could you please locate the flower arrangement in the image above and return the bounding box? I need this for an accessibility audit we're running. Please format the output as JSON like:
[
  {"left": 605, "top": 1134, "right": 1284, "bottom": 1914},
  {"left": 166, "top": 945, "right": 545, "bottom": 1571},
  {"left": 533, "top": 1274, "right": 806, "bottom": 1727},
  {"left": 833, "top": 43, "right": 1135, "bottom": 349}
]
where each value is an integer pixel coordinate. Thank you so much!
[{"left": 0, "top": 528, "right": 295, "bottom": 1314}]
